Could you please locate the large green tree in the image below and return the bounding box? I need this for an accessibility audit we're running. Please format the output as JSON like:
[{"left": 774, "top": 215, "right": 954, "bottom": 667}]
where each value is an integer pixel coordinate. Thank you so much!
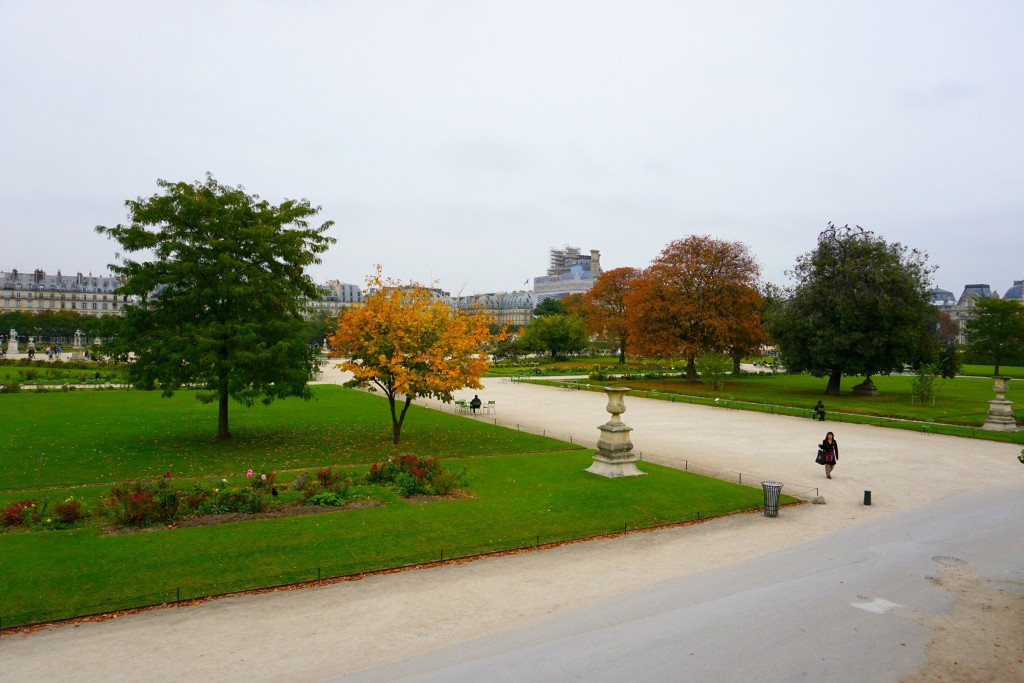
[
  {"left": 770, "top": 224, "right": 937, "bottom": 395},
  {"left": 96, "top": 174, "right": 336, "bottom": 440},
  {"left": 964, "top": 297, "right": 1024, "bottom": 375},
  {"left": 533, "top": 297, "right": 567, "bottom": 317},
  {"left": 520, "top": 313, "right": 588, "bottom": 358}
]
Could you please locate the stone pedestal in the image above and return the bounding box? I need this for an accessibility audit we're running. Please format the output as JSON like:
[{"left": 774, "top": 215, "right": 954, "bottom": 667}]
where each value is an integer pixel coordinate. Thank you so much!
[
  {"left": 586, "top": 387, "right": 646, "bottom": 478},
  {"left": 5, "top": 339, "right": 16, "bottom": 356},
  {"left": 981, "top": 376, "right": 1017, "bottom": 432},
  {"left": 851, "top": 377, "right": 881, "bottom": 397}
]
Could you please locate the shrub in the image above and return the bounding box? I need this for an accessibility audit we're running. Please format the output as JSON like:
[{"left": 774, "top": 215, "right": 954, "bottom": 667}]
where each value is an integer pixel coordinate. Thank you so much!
[
  {"left": 429, "top": 468, "right": 468, "bottom": 496},
  {"left": 317, "top": 467, "right": 344, "bottom": 490},
  {"left": 153, "top": 477, "right": 180, "bottom": 521},
  {"left": 366, "top": 453, "right": 465, "bottom": 497},
  {"left": 101, "top": 476, "right": 180, "bottom": 527},
  {"left": 251, "top": 471, "right": 277, "bottom": 491},
  {"left": 53, "top": 498, "right": 86, "bottom": 525},
  {"left": 291, "top": 472, "right": 313, "bottom": 491},
  {"left": 213, "top": 490, "right": 270, "bottom": 514},
  {"left": 103, "top": 482, "right": 160, "bottom": 527},
  {"left": 695, "top": 353, "right": 731, "bottom": 391},
  {"left": 307, "top": 491, "right": 348, "bottom": 507},
  {"left": 391, "top": 472, "right": 422, "bottom": 497},
  {"left": 1, "top": 500, "right": 38, "bottom": 527}
]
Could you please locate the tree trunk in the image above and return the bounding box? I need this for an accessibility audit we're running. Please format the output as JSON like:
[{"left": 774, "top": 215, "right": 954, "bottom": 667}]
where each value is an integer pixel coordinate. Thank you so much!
[
  {"left": 217, "top": 389, "right": 231, "bottom": 441},
  {"left": 825, "top": 370, "right": 842, "bottom": 396},
  {"left": 388, "top": 393, "right": 401, "bottom": 444},
  {"left": 686, "top": 354, "right": 697, "bottom": 382},
  {"left": 618, "top": 344, "right": 626, "bottom": 364},
  {"left": 389, "top": 393, "right": 414, "bottom": 444}
]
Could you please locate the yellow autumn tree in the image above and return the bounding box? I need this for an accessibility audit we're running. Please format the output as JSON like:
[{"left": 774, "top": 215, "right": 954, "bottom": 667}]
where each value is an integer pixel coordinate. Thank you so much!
[{"left": 329, "top": 269, "right": 503, "bottom": 444}]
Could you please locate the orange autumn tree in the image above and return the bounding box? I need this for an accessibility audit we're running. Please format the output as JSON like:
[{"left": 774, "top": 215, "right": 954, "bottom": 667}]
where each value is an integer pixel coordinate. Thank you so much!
[
  {"left": 330, "top": 270, "right": 503, "bottom": 444},
  {"left": 582, "top": 267, "right": 640, "bottom": 364},
  {"left": 626, "top": 236, "right": 764, "bottom": 381}
]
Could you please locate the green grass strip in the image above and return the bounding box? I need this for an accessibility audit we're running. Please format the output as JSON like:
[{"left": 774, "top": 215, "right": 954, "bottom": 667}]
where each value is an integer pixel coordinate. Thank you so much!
[
  {"left": 0, "top": 385, "right": 577, "bottom": 490},
  {"left": 0, "top": 452, "right": 785, "bottom": 626}
]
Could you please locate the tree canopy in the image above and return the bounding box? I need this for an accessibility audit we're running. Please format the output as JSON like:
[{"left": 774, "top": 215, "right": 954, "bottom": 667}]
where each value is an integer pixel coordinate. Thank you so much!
[
  {"left": 626, "top": 236, "right": 763, "bottom": 380},
  {"left": 330, "top": 270, "right": 502, "bottom": 444},
  {"left": 583, "top": 267, "right": 639, "bottom": 364},
  {"left": 964, "top": 297, "right": 1024, "bottom": 375},
  {"left": 769, "top": 224, "right": 937, "bottom": 395},
  {"left": 96, "top": 174, "right": 335, "bottom": 440},
  {"left": 0, "top": 310, "right": 122, "bottom": 344},
  {"left": 519, "top": 313, "right": 589, "bottom": 359},
  {"left": 533, "top": 297, "right": 566, "bottom": 317}
]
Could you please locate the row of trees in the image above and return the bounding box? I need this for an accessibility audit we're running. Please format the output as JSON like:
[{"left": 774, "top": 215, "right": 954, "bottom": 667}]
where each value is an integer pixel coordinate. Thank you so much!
[
  {"left": 44, "top": 173, "right": 1020, "bottom": 443},
  {"left": 0, "top": 310, "right": 122, "bottom": 342},
  {"left": 578, "top": 225, "right": 961, "bottom": 396}
]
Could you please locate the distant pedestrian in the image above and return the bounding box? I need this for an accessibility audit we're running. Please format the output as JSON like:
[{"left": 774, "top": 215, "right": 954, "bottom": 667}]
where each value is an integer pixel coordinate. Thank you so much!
[{"left": 818, "top": 431, "right": 839, "bottom": 479}]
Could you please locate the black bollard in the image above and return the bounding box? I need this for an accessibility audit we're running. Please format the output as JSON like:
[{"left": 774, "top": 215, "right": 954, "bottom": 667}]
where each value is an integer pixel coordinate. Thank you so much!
[{"left": 864, "top": 490, "right": 872, "bottom": 506}]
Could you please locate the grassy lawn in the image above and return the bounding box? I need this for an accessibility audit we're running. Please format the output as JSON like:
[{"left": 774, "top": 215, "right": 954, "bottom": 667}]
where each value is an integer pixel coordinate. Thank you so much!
[
  {"left": 0, "top": 386, "right": 782, "bottom": 627},
  {"left": 0, "top": 360, "right": 128, "bottom": 386},
  {"left": 0, "top": 385, "right": 569, "bottom": 490},
  {"left": 533, "top": 370, "right": 1024, "bottom": 444},
  {"left": 961, "top": 364, "right": 1024, "bottom": 380},
  {"left": 487, "top": 356, "right": 686, "bottom": 377}
]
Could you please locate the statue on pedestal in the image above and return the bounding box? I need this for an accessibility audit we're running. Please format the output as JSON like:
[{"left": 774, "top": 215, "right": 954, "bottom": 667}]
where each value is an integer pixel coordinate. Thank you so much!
[{"left": 71, "top": 329, "right": 87, "bottom": 361}]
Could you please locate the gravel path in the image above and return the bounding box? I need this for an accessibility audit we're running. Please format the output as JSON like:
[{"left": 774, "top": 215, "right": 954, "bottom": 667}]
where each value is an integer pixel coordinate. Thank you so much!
[{"left": 1, "top": 370, "right": 1020, "bottom": 682}]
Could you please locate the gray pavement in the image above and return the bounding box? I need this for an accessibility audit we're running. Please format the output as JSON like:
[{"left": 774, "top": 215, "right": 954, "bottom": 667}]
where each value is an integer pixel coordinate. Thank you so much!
[{"left": 329, "top": 485, "right": 1024, "bottom": 682}]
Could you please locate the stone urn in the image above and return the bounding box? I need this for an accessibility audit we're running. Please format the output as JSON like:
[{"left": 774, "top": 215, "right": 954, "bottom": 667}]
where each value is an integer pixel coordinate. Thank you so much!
[
  {"left": 982, "top": 376, "right": 1017, "bottom": 432},
  {"left": 604, "top": 387, "right": 628, "bottom": 425},
  {"left": 586, "top": 387, "right": 646, "bottom": 478}
]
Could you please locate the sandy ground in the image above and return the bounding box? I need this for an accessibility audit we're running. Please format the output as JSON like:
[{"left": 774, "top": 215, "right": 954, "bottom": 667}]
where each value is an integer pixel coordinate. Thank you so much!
[{"left": 0, "top": 368, "right": 1021, "bottom": 682}]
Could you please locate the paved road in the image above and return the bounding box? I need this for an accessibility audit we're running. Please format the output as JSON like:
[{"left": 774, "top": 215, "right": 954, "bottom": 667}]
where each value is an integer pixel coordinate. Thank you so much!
[{"left": 331, "top": 486, "right": 1024, "bottom": 683}]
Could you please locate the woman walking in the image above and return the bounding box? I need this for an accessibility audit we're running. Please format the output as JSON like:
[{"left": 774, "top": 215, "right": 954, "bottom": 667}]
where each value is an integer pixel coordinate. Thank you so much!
[{"left": 819, "top": 431, "right": 839, "bottom": 479}]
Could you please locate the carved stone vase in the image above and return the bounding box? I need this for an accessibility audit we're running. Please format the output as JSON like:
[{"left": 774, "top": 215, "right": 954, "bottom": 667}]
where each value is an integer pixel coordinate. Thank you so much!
[
  {"left": 586, "top": 387, "right": 646, "bottom": 478},
  {"left": 981, "top": 376, "right": 1017, "bottom": 432}
]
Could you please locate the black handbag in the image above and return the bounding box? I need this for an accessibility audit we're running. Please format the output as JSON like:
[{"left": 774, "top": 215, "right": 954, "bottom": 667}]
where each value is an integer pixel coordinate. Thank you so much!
[{"left": 815, "top": 448, "right": 826, "bottom": 465}]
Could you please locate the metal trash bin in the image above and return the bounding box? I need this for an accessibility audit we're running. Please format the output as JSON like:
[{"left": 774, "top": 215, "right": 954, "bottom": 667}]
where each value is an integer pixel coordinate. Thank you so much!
[{"left": 761, "top": 481, "right": 783, "bottom": 517}]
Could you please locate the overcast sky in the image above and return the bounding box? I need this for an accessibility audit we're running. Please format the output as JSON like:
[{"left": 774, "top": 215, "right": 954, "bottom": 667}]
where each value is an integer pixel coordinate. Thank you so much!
[{"left": 2, "top": 1, "right": 1021, "bottom": 297}]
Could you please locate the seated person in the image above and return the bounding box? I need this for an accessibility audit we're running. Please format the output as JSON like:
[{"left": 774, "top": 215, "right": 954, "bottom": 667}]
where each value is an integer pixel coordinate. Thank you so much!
[
  {"left": 469, "top": 395, "right": 482, "bottom": 413},
  {"left": 813, "top": 400, "right": 826, "bottom": 421}
]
